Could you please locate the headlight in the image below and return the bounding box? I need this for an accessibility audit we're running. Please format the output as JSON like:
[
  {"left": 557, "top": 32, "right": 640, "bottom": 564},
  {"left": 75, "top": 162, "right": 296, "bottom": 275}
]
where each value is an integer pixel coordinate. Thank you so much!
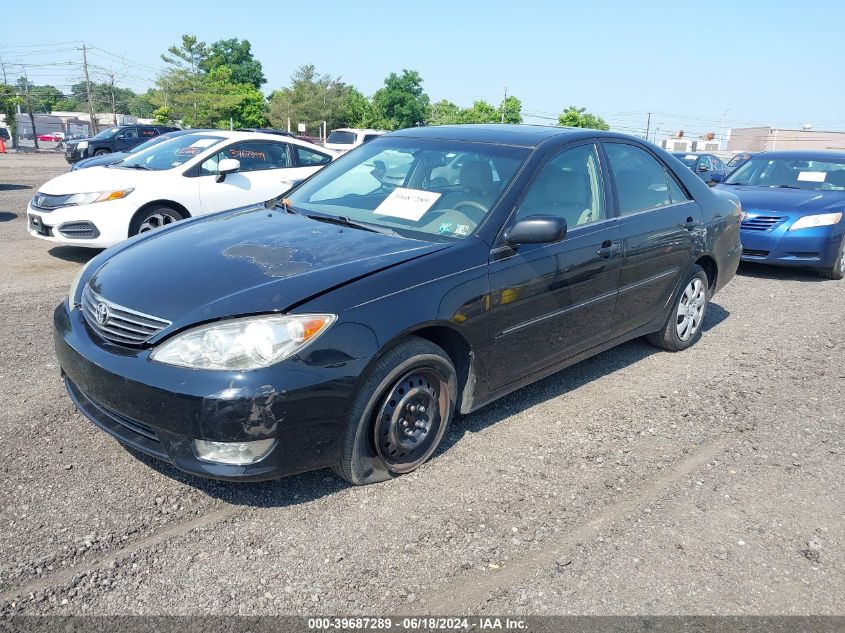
[
  {"left": 65, "top": 189, "right": 134, "bottom": 206},
  {"left": 77, "top": 141, "right": 88, "bottom": 149},
  {"left": 150, "top": 314, "right": 336, "bottom": 370},
  {"left": 789, "top": 212, "right": 842, "bottom": 231}
]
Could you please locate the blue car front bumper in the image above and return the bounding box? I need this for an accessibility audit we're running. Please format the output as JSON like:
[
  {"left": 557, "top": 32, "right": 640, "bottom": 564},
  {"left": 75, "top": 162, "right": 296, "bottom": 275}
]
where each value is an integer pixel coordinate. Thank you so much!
[{"left": 740, "top": 220, "right": 843, "bottom": 269}]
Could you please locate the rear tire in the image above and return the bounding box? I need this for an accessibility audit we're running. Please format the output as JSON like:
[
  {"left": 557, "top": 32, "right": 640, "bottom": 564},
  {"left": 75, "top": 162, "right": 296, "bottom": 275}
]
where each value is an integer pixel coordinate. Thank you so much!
[
  {"left": 818, "top": 237, "right": 845, "bottom": 280},
  {"left": 334, "top": 337, "right": 457, "bottom": 486},
  {"left": 647, "top": 265, "right": 709, "bottom": 352},
  {"left": 129, "top": 205, "right": 184, "bottom": 236}
]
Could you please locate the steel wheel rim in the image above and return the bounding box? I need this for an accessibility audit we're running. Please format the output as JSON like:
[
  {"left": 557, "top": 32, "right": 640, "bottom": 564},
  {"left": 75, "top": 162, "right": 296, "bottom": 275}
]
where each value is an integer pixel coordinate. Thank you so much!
[
  {"left": 138, "top": 212, "right": 177, "bottom": 234},
  {"left": 676, "top": 277, "right": 706, "bottom": 341},
  {"left": 373, "top": 367, "right": 449, "bottom": 473}
]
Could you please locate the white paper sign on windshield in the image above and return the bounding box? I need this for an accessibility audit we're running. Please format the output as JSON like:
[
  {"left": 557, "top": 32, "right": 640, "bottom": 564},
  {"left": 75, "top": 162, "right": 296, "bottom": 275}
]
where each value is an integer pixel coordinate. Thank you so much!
[
  {"left": 797, "top": 171, "right": 826, "bottom": 182},
  {"left": 373, "top": 188, "right": 441, "bottom": 221}
]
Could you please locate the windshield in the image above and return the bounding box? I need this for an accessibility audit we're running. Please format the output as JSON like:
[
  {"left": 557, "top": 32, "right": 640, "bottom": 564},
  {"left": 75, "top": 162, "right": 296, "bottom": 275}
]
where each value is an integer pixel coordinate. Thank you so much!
[
  {"left": 90, "top": 127, "right": 121, "bottom": 140},
  {"left": 726, "top": 153, "right": 751, "bottom": 167},
  {"left": 286, "top": 137, "right": 529, "bottom": 241},
  {"left": 118, "top": 134, "right": 225, "bottom": 171},
  {"left": 327, "top": 130, "right": 356, "bottom": 145},
  {"left": 724, "top": 157, "right": 845, "bottom": 190}
]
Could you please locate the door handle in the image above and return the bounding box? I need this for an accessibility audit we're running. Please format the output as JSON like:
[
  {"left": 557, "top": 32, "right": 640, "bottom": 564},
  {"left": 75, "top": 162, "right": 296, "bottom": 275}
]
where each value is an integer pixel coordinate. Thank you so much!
[
  {"left": 596, "top": 241, "right": 620, "bottom": 259},
  {"left": 682, "top": 217, "right": 697, "bottom": 230}
]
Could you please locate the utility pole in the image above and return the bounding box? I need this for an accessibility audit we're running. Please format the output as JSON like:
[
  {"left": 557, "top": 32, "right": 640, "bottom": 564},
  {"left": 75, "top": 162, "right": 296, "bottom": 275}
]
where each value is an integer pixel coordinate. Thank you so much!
[
  {"left": 81, "top": 44, "right": 98, "bottom": 134},
  {"left": 107, "top": 72, "right": 118, "bottom": 125},
  {"left": 22, "top": 69, "right": 39, "bottom": 149},
  {"left": 645, "top": 112, "right": 651, "bottom": 140},
  {"left": 500, "top": 86, "right": 507, "bottom": 124}
]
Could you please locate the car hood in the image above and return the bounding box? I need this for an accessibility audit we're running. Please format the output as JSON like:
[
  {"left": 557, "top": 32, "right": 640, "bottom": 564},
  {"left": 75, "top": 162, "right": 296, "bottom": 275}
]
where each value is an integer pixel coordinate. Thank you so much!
[
  {"left": 88, "top": 208, "right": 448, "bottom": 334},
  {"left": 716, "top": 185, "right": 845, "bottom": 215},
  {"left": 40, "top": 164, "right": 156, "bottom": 194}
]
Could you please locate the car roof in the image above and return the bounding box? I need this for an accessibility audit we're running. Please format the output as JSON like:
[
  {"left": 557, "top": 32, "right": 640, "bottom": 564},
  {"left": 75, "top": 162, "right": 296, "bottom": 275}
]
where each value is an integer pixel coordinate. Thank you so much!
[
  {"left": 331, "top": 128, "right": 385, "bottom": 134},
  {"left": 386, "top": 124, "right": 628, "bottom": 148},
  {"left": 174, "top": 129, "right": 330, "bottom": 149},
  {"left": 751, "top": 150, "right": 845, "bottom": 160}
]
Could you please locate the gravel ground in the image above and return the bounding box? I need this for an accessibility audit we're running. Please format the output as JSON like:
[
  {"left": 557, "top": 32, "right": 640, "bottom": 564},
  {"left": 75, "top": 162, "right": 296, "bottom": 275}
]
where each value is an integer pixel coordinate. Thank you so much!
[{"left": 0, "top": 153, "right": 842, "bottom": 615}]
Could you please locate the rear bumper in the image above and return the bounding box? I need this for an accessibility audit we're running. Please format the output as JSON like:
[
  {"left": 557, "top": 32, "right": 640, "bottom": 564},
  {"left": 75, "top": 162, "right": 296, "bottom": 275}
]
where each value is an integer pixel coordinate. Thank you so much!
[
  {"left": 740, "top": 225, "right": 843, "bottom": 268},
  {"left": 53, "top": 300, "right": 366, "bottom": 481}
]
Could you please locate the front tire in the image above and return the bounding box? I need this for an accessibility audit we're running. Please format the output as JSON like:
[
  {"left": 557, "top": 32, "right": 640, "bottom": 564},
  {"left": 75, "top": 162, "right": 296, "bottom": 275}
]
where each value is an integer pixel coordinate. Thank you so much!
[
  {"left": 129, "top": 206, "right": 184, "bottom": 236},
  {"left": 334, "top": 337, "right": 457, "bottom": 485},
  {"left": 93, "top": 148, "right": 110, "bottom": 156},
  {"left": 647, "top": 265, "right": 709, "bottom": 352},
  {"left": 818, "top": 237, "right": 845, "bottom": 280}
]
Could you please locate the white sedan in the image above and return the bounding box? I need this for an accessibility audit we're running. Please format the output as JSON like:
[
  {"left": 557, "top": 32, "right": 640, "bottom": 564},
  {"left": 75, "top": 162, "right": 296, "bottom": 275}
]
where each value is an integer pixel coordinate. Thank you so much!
[{"left": 27, "top": 130, "right": 336, "bottom": 248}]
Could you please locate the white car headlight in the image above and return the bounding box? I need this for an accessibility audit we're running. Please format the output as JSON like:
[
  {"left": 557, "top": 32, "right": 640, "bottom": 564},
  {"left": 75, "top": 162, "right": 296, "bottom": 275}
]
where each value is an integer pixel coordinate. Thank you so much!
[
  {"left": 150, "top": 314, "right": 336, "bottom": 370},
  {"left": 77, "top": 141, "right": 88, "bottom": 149},
  {"left": 789, "top": 212, "right": 842, "bottom": 231},
  {"left": 65, "top": 189, "right": 134, "bottom": 206}
]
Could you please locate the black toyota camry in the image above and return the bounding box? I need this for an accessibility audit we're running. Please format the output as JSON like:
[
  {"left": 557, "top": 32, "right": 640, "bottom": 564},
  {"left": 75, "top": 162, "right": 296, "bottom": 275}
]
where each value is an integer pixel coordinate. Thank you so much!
[{"left": 54, "top": 125, "right": 742, "bottom": 484}]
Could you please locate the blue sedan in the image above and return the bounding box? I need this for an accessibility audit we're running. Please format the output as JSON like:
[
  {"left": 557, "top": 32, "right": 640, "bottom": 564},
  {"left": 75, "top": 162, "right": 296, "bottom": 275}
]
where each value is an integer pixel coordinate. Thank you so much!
[{"left": 716, "top": 150, "right": 845, "bottom": 279}]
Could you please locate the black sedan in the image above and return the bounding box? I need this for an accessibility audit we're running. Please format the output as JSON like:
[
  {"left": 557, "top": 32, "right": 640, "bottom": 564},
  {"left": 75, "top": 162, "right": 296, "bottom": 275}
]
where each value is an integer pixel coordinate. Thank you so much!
[{"left": 54, "top": 125, "right": 742, "bottom": 484}]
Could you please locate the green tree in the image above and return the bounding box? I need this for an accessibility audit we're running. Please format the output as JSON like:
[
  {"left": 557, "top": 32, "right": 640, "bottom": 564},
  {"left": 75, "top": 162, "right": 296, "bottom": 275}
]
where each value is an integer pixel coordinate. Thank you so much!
[
  {"left": 558, "top": 106, "right": 609, "bottom": 130},
  {"left": 370, "top": 69, "right": 429, "bottom": 130},
  {"left": 459, "top": 100, "right": 499, "bottom": 124},
  {"left": 128, "top": 90, "right": 158, "bottom": 118},
  {"left": 162, "top": 34, "right": 208, "bottom": 73},
  {"left": 0, "top": 84, "right": 22, "bottom": 147},
  {"left": 428, "top": 99, "right": 461, "bottom": 126},
  {"left": 500, "top": 95, "right": 522, "bottom": 124},
  {"left": 202, "top": 38, "right": 266, "bottom": 88},
  {"left": 267, "top": 64, "right": 358, "bottom": 134}
]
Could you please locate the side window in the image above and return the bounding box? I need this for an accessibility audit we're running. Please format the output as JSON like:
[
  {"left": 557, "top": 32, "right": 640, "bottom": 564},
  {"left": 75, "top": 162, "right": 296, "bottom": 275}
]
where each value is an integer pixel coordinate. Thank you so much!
[
  {"left": 295, "top": 146, "right": 331, "bottom": 166},
  {"left": 515, "top": 143, "right": 605, "bottom": 227},
  {"left": 666, "top": 171, "right": 690, "bottom": 203},
  {"left": 604, "top": 143, "right": 673, "bottom": 215},
  {"left": 119, "top": 128, "right": 138, "bottom": 140},
  {"left": 362, "top": 134, "right": 380, "bottom": 144},
  {"left": 226, "top": 141, "right": 290, "bottom": 172},
  {"left": 711, "top": 155, "right": 725, "bottom": 170},
  {"left": 700, "top": 156, "right": 713, "bottom": 171},
  {"left": 139, "top": 127, "right": 158, "bottom": 138}
]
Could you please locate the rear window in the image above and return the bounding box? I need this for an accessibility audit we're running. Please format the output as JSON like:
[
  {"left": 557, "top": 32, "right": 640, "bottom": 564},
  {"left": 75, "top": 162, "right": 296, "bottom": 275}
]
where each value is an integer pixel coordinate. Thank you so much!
[{"left": 327, "top": 131, "right": 356, "bottom": 145}]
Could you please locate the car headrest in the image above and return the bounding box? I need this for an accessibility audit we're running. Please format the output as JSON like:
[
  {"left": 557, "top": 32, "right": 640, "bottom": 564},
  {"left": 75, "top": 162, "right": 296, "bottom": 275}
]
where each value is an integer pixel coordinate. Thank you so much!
[
  {"left": 460, "top": 160, "right": 494, "bottom": 195},
  {"left": 544, "top": 169, "right": 588, "bottom": 206}
]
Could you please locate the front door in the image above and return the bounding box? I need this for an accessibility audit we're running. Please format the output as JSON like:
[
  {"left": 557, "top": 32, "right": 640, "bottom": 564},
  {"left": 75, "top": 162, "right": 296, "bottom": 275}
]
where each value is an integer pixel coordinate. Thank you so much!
[
  {"left": 488, "top": 142, "right": 622, "bottom": 389},
  {"left": 197, "top": 140, "right": 312, "bottom": 214},
  {"left": 602, "top": 141, "right": 701, "bottom": 332}
]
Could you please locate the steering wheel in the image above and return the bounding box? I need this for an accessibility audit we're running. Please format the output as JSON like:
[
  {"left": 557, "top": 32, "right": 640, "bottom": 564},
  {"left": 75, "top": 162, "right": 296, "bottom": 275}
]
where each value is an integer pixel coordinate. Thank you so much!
[{"left": 453, "top": 200, "right": 487, "bottom": 224}]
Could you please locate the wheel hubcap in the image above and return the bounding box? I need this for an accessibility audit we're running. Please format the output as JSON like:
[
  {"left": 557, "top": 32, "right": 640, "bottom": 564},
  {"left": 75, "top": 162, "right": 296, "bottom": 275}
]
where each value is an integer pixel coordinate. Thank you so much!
[
  {"left": 374, "top": 368, "right": 448, "bottom": 473},
  {"left": 138, "top": 212, "right": 177, "bottom": 233},
  {"left": 676, "top": 278, "right": 706, "bottom": 341}
]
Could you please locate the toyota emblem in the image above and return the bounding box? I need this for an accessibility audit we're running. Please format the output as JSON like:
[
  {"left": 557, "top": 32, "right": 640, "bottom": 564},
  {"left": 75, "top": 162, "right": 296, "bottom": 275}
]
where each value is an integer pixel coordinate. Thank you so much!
[{"left": 95, "top": 302, "right": 110, "bottom": 325}]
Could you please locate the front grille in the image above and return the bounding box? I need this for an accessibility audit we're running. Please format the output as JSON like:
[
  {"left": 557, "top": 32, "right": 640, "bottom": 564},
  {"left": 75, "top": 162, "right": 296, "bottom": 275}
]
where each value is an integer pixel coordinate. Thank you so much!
[
  {"left": 58, "top": 221, "right": 100, "bottom": 239},
  {"left": 742, "top": 248, "right": 770, "bottom": 258},
  {"left": 741, "top": 214, "right": 784, "bottom": 231},
  {"left": 31, "top": 192, "right": 75, "bottom": 211},
  {"left": 81, "top": 285, "right": 171, "bottom": 346}
]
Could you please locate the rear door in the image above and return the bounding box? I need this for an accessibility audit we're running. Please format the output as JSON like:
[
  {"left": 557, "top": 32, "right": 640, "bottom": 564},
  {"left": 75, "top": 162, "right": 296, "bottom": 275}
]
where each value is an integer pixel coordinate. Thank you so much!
[
  {"left": 488, "top": 141, "right": 622, "bottom": 388},
  {"left": 602, "top": 141, "right": 701, "bottom": 333}
]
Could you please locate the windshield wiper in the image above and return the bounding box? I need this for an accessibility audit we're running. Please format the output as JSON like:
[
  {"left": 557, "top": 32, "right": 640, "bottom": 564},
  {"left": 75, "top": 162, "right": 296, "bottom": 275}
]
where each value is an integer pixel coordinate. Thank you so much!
[
  {"left": 306, "top": 213, "right": 400, "bottom": 237},
  {"left": 121, "top": 164, "right": 149, "bottom": 170},
  {"left": 771, "top": 184, "right": 801, "bottom": 189}
]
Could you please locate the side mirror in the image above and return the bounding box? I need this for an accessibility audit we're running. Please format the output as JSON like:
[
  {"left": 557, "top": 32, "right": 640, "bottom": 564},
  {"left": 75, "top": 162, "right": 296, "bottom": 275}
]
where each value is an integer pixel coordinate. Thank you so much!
[
  {"left": 505, "top": 215, "right": 567, "bottom": 245},
  {"left": 709, "top": 172, "right": 725, "bottom": 183},
  {"left": 698, "top": 163, "right": 710, "bottom": 172},
  {"left": 216, "top": 158, "right": 240, "bottom": 182}
]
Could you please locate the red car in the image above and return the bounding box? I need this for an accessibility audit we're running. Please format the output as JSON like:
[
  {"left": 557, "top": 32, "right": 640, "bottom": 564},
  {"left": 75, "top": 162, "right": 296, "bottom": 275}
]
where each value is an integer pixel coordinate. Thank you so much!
[{"left": 37, "top": 132, "right": 65, "bottom": 142}]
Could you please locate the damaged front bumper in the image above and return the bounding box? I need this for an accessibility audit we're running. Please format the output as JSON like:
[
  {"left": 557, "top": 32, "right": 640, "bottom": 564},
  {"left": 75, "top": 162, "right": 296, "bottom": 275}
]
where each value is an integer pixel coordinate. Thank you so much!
[{"left": 53, "top": 300, "right": 368, "bottom": 481}]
